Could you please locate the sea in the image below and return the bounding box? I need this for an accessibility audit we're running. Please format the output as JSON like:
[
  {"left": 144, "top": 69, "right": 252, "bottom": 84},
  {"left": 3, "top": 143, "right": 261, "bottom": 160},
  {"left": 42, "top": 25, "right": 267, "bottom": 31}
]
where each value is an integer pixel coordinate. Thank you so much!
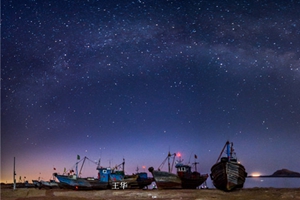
[{"left": 204, "top": 178, "right": 300, "bottom": 189}]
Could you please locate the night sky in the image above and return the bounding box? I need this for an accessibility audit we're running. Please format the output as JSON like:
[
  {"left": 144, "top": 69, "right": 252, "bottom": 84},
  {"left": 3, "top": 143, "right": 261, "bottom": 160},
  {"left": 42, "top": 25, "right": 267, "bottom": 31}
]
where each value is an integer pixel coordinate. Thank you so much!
[{"left": 1, "top": 0, "right": 300, "bottom": 184}]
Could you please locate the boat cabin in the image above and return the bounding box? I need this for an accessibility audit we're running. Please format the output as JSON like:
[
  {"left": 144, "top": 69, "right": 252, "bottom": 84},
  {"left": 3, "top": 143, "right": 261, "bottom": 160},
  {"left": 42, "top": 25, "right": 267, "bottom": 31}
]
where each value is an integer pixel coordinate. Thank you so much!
[
  {"left": 176, "top": 164, "right": 192, "bottom": 177},
  {"left": 137, "top": 172, "right": 148, "bottom": 180},
  {"left": 97, "top": 167, "right": 124, "bottom": 182}
]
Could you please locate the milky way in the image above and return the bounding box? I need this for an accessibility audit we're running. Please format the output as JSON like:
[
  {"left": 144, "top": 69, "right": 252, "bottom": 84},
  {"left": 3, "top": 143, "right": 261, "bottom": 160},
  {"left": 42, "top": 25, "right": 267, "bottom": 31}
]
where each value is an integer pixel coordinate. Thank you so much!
[{"left": 1, "top": 0, "right": 300, "bottom": 183}]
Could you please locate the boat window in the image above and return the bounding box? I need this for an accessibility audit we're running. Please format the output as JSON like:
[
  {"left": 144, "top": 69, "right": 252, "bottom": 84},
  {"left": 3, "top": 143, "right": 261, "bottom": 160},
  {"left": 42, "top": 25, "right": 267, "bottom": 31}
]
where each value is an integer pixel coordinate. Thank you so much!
[
  {"left": 178, "top": 167, "right": 186, "bottom": 172},
  {"left": 102, "top": 170, "right": 107, "bottom": 174}
]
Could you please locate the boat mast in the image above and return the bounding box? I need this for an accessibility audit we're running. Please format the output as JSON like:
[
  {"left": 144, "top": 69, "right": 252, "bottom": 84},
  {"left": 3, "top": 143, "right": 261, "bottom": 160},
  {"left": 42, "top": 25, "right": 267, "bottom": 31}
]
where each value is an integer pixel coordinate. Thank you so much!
[
  {"left": 13, "top": 157, "right": 16, "bottom": 190},
  {"left": 158, "top": 152, "right": 176, "bottom": 172},
  {"left": 121, "top": 158, "right": 125, "bottom": 172},
  {"left": 75, "top": 162, "right": 78, "bottom": 176},
  {"left": 97, "top": 158, "right": 101, "bottom": 169},
  {"left": 230, "top": 142, "right": 234, "bottom": 159},
  {"left": 171, "top": 153, "right": 176, "bottom": 173},
  {"left": 226, "top": 142, "right": 231, "bottom": 159},
  {"left": 193, "top": 155, "right": 199, "bottom": 172},
  {"left": 216, "top": 141, "right": 230, "bottom": 163},
  {"left": 79, "top": 157, "right": 87, "bottom": 177},
  {"left": 168, "top": 152, "right": 171, "bottom": 173}
]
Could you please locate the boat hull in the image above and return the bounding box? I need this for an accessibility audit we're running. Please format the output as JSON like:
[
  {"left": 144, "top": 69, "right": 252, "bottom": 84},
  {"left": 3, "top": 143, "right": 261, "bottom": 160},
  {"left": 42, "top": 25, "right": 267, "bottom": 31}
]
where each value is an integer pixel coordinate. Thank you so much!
[
  {"left": 210, "top": 161, "right": 247, "bottom": 191},
  {"left": 54, "top": 174, "right": 109, "bottom": 190},
  {"left": 32, "top": 180, "right": 41, "bottom": 188},
  {"left": 180, "top": 174, "right": 208, "bottom": 189},
  {"left": 124, "top": 174, "right": 154, "bottom": 189},
  {"left": 136, "top": 178, "right": 154, "bottom": 189},
  {"left": 40, "top": 180, "right": 59, "bottom": 189},
  {"left": 149, "top": 167, "right": 181, "bottom": 189}
]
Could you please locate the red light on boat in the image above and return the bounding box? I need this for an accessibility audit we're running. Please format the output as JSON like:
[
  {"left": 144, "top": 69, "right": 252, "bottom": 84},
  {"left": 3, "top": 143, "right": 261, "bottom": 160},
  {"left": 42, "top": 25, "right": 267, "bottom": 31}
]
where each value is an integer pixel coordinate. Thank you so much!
[{"left": 177, "top": 152, "right": 181, "bottom": 157}]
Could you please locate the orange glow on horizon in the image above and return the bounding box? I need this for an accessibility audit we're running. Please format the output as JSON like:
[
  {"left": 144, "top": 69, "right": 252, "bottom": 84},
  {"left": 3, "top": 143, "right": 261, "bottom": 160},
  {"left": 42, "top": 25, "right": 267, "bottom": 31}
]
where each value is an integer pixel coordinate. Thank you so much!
[{"left": 251, "top": 173, "right": 261, "bottom": 177}]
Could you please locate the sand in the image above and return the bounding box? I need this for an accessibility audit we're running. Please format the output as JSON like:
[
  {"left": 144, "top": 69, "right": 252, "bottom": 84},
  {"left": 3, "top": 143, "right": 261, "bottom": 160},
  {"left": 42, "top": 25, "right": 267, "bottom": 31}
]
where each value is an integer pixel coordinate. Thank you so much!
[{"left": 1, "top": 187, "right": 300, "bottom": 200}]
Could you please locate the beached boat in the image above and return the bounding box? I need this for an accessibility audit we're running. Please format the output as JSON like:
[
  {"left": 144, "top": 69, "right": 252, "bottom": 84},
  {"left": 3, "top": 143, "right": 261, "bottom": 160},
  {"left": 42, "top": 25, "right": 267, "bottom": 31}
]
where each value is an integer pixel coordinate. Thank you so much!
[
  {"left": 107, "top": 161, "right": 153, "bottom": 189},
  {"left": 136, "top": 172, "right": 154, "bottom": 189},
  {"left": 54, "top": 173, "right": 112, "bottom": 190},
  {"left": 54, "top": 157, "right": 125, "bottom": 190},
  {"left": 32, "top": 180, "right": 41, "bottom": 188},
  {"left": 148, "top": 167, "right": 182, "bottom": 189},
  {"left": 210, "top": 141, "right": 247, "bottom": 191},
  {"left": 175, "top": 157, "right": 208, "bottom": 189},
  {"left": 124, "top": 172, "right": 154, "bottom": 189},
  {"left": 148, "top": 152, "right": 208, "bottom": 189},
  {"left": 40, "top": 180, "right": 59, "bottom": 189}
]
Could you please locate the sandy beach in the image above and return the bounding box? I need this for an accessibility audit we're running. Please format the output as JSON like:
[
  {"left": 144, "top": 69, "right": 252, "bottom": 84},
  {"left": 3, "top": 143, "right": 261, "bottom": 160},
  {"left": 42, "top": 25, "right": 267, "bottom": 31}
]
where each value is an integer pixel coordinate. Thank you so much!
[{"left": 1, "top": 187, "right": 300, "bottom": 200}]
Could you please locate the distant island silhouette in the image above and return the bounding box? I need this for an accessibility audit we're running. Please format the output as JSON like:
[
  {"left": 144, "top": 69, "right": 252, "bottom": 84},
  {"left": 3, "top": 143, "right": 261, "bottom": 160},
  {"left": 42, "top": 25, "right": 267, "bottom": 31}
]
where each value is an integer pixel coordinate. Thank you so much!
[
  {"left": 248, "top": 169, "right": 300, "bottom": 178},
  {"left": 271, "top": 169, "right": 300, "bottom": 177}
]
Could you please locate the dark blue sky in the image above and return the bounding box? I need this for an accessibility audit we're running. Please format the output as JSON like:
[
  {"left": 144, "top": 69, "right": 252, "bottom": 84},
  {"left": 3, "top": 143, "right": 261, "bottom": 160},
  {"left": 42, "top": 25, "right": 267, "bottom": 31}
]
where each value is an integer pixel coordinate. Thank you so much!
[{"left": 1, "top": 0, "right": 300, "bottom": 183}]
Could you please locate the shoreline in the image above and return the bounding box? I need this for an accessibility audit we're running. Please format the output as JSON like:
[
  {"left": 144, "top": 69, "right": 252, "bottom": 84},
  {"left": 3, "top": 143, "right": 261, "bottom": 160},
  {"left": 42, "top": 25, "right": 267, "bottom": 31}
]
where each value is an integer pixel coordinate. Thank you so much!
[{"left": 1, "top": 187, "right": 300, "bottom": 200}]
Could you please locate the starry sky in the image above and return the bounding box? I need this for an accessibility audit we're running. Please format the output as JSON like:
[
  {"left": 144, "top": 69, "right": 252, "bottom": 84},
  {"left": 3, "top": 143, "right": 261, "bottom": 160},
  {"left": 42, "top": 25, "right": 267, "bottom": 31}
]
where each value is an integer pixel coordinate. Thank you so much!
[{"left": 1, "top": 0, "right": 300, "bottom": 184}]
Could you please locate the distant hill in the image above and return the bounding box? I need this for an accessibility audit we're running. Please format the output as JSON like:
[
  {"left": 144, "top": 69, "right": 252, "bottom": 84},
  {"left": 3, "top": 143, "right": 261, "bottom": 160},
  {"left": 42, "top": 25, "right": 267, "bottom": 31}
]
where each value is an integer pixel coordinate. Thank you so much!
[{"left": 271, "top": 169, "right": 300, "bottom": 177}]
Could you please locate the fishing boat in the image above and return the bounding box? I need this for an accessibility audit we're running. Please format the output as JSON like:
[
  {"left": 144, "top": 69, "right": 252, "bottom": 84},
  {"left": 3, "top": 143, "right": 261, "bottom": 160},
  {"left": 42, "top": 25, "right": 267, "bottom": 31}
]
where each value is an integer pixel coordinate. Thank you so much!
[
  {"left": 210, "top": 141, "right": 247, "bottom": 191},
  {"left": 124, "top": 172, "right": 154, "bottom": 189},
  {"left": 135, "top": 172, "right": 154, "bottom": 189},
  {"left": 148, "top": 152, "right": 208, "bottom": 189},
  {"left": 38, "top": 173, "right": 60, "bottom": 189},
  {"left": 54, "top": 157, "right": 126, "bottom": 190},
  {"left": 175, "top": 154, "right": 208, "bottom": 189},
  {"left": 107, "top": 161, "right": 153, "bottom": 189},
  {"left": 148, "top": 152, "right": 181, "bottom": 189},
  {"left": 32, "top": 180, "right": 41, "bottom": 188},
  {"left": 40, "top": 180, "right": 59, "bottom": 189}
]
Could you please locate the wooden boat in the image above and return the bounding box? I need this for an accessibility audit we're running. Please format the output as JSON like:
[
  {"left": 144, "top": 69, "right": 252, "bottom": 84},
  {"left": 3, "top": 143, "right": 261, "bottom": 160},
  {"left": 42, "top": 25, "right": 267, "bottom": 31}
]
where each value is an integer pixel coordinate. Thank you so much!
[
  {"left": 148, "top": 152, "right": 182, "bottom": 189},
  {"left": 32, "top": 180, "right": 41, "bottom": 188},
  {"left": 124, "top": 172, "right": 154, "bottom": 189},
  {"left": 40, "top": 180, "right": 59, "bottom": 189},
  {"left": 24, "top": 181, "right": 36, "bottom": 188},
  {"left": 54, "top": 157, "right": 125, "bottom": 190},
  {"left": 148, "top": 152, "right": 208, "bottom": 189},
  {"left": 210, "top": 141, "right": 247, "bottom": 191},
  {"left": 136, "top": 172, "right": 154, "bottom": 189},
  {"left": 175, "top": 157, "right": 208, "bottom": 189},
  {"left": 54, "top": 173, "right": 111, "bottom": 190},
  {"left": 148, "top": 167, "right": 182, "bottom": 189},
  {"left": 107, "top": 162, "right": 153, "bottom": 189}
]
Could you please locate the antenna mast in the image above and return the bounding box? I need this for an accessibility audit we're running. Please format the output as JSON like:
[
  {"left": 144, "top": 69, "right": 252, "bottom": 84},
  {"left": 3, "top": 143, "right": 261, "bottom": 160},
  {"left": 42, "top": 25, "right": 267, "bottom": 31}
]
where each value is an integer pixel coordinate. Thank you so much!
[{"left": 193, "top": 155, "right": 199, "bottom": 172}]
